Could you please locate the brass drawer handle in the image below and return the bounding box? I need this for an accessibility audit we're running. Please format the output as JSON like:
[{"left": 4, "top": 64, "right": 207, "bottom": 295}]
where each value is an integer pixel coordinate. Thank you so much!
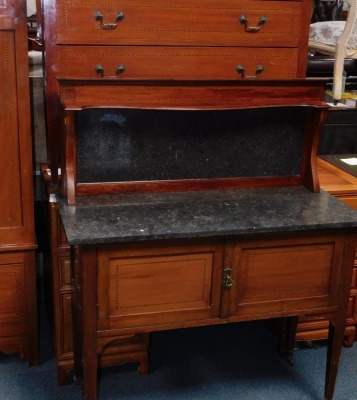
[
  {"left": 240, "top": 15, "right": 267, "bottom": 32},
  {"left": 223, "top": 268, "right": 234, "bottom": 288},
  {"left": 95, "top": 11, "right": 125, "bottom": 30},
  {"left": 95, "top": 64, "right": 104, "bottom": 76},
  {"left": 95, "top": 64, "right": 126, "bottom": 77},
  {"left": 236, "top": 64, "right": 264, "bottom": 79},
  {"left": 116, "top": 64, "right": 126, "bottom": 75}
]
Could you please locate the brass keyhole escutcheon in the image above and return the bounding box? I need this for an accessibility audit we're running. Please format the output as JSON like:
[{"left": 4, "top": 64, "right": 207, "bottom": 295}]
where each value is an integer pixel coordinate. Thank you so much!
[{"left": 223, "top": 267, "right": 234, "bottom": 288}]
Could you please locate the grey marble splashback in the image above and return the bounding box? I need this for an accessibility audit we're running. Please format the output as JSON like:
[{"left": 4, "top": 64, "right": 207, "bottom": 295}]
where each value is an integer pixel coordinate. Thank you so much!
[{"left": 76, "top": 107, "right": 306, "bottom": 183}]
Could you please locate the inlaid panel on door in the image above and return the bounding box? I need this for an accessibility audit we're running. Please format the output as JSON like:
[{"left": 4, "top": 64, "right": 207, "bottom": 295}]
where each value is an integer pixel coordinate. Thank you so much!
[
  {"left": 97, "top": 240, "right": 224, "bottom": 329},
  {"left": 229, "top": 236, "right": 344, "bottom": 317}
]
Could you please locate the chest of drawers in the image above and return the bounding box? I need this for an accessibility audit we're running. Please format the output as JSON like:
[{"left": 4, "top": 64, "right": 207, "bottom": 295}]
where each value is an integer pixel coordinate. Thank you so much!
[
  {"left": 54, "top": 0, "right": 307, "bottom": 81},
  {"left": 43, "top": 0, "right": 313, "bottom": 184}
]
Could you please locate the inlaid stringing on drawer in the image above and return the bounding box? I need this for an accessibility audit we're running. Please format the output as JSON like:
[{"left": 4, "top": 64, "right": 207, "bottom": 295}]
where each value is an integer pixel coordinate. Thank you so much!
[{"left": 56, "top": 0, "right": 302, "bottom": 46}]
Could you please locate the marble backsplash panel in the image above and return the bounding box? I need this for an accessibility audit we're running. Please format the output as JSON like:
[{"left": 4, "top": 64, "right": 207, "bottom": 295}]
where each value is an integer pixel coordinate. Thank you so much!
[{"left": 76, "top": 107, "right": 307, "bottom": 183}]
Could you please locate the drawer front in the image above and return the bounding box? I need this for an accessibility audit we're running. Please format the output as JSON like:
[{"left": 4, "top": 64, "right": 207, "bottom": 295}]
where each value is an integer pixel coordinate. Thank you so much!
[
  {"left": 56, "top": 0, "right": 302, "bottom": 47},
  {"left": 57, "top": 46, "right": 299, "bottom": 80}
]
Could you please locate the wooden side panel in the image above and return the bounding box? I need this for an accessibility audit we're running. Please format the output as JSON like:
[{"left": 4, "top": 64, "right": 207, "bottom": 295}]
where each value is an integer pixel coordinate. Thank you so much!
[
  {"left": 300, "top": 107, "right": 328, "bottom": 192},
  {"left": 0, "top": 31, "right": 22, "bottom": 230},
  {"left": 48, "top": 201, "right": 150, "bottom": 384},
  {"left": 294, "top": 159, "right": 357, "bottom": 345},
  {"left": 97, "top": 241, "right": 224, "bottom": 329},
  {"left": 49, "top": 201, "right": 70, "bottom": 252}
]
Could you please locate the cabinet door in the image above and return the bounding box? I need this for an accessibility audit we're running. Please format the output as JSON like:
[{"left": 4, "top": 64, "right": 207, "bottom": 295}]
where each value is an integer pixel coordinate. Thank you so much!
[
  {"left": 97, "top": 240, "right": 224, "bottom": 330},
  {"left": 223, "top": 235, "right": 345, "bottom": 318},
  {"left": 0, "top": 0, "right": 37, "bottom": 366},
  {"left": 0, "top": 0, "right": 35, "bottom": 248},
  {"left": 0, "top": 251, "right": 36, "bottom": 358},
  {"left": 0, "top": 253, "right": 26, "bottom": 334}
]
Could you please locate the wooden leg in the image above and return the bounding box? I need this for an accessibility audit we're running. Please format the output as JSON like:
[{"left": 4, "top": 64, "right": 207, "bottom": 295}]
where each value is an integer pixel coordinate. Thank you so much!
[
  {"left": 83, "top": 354, "right": 98, "bottom": 400},
  {"left": 25, "top": 251, "right": 39, "bottom": 367},
  {"left": 343, "top": 326, "right": 356, "bottom": 348},
  {"left": 82, "top": 247, "right": 99, "bottom": 400},
  {"left": 72, "top": 246, "right": 84, "bottom": 393},
  {"left": 324, "top": 320, "right": 345, "bottom": 400},
  {"left": 324, "top": 234, "right": 356, "bottom": 400},
  {"left": 286, "top": 316, "right": 298, "bottom": 366},
  {"left": 72, "top": 291, "right": 83, "bottom": 392},
  {"left": 71, "top": 246, "right": 99, "bottom": 400},
  {"left": 276, "top": 316, "right": 298, "bottom": 365},
  {"left": 138, "top": 351, "right": 149, "bottom": 375}
]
